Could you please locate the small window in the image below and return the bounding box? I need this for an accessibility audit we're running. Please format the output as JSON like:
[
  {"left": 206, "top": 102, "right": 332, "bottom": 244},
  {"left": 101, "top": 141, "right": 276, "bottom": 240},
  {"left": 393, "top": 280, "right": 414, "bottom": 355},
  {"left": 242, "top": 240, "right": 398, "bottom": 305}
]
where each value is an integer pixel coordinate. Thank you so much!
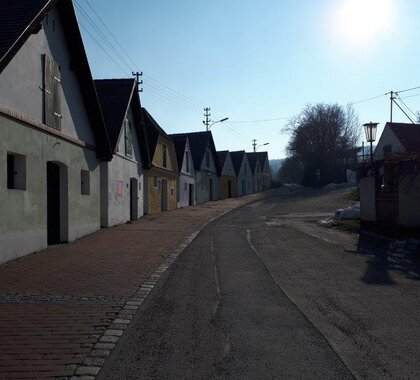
[
  {"left": 7, "top": 153, "right": 26, "bottom": 190},
  {"left": 162, "top": 145, "right": 167, "bottom": 168},
  {"left": 185, "top": 151, "right": 190, "bottom": 173},
  {"left": 125, "top": 120, "right": 133, "bottom": 157},
  {"left": 244, "top": 165, "right": 247, "bottom": 176},
  {"left": 184, "top": 182, "right": 187, "bottom": 191},
  {"left": 153, "top": 176, "right": 158, "bottom": 188},
  {"left": 139, "top": 181, "right": 142, "bottom": 191},
  {"left": 117, "top": 180, "right": 123, "bottom": 196},
  {"left": 170, "top": 188, "right": 174, "bottom": 196},
  {"left": 205, "top": 151, "right": 210, "bottom": 167},
  {"left": 81, "top": 170, "right": 90, "bottom": 195}
]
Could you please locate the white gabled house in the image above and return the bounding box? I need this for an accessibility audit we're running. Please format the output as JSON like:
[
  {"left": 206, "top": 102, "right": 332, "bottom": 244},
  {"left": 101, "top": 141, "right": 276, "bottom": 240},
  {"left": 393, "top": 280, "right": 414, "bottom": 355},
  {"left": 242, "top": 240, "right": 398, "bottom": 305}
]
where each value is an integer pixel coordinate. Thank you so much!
[
  {"left": 169, "top": 134, "right": 196, "bottom": 208},
  {"left": 257, "top": 151, "right": 272, "bottom": 190},
  {"left": 0, "top": 0, "right": 112, "bottom": 264},
  {"left": 230, "top": 151, "right": 253, "bottom": 196},
  {"left": 95, "top": 78, "right": 146, "bottom": 227},
  {"left": 170, "top": 131, "right": 219, "bottom": 204}
]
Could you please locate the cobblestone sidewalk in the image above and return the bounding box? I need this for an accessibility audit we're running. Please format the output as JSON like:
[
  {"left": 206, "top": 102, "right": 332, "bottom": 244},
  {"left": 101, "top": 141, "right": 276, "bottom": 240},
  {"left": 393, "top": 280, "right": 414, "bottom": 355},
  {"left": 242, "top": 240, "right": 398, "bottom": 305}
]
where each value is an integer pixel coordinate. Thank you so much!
[{"left": 0, "top": 193, "right": 266, "bottom": 379}]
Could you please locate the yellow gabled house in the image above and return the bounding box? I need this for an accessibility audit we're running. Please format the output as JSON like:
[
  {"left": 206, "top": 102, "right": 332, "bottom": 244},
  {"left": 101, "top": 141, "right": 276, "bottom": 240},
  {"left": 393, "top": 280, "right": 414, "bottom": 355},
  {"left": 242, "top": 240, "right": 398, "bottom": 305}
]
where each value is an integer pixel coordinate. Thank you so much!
[{"left": 141, "top": 108, "right": 179, "bottom": 215}]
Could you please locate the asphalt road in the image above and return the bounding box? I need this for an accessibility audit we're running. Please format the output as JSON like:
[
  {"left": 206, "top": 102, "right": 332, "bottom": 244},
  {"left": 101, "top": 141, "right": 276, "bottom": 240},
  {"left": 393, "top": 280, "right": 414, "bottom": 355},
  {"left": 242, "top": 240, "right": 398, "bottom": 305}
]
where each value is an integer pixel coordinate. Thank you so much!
[{"left": 99, "top": 187, "right": 420, "bottom": 379}]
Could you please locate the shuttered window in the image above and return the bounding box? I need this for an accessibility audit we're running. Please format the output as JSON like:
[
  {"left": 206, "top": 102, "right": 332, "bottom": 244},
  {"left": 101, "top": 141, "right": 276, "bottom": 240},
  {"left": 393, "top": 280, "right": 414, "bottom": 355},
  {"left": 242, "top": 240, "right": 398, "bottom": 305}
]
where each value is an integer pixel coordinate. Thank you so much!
[
  {"left": 125, "top": 120, "right": 133, "bottom": 156},
  {"left": 43, "top": 55, "right": 61, "bottom": 130}
]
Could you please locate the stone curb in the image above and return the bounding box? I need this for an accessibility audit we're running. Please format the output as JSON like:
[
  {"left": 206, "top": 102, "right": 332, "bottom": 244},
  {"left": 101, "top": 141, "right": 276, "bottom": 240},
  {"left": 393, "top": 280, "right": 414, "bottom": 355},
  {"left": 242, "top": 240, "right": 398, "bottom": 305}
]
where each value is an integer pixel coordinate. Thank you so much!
[{"left": 66, "top": 193, "right": 266, "bottom": 379}]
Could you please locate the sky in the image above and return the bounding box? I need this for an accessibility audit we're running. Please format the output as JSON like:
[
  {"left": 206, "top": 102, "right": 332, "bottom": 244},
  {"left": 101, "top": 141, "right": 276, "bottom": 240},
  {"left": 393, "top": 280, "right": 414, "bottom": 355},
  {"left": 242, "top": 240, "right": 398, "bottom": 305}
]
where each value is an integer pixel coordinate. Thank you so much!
[{"left": 75, "top": 0, "right": 420, "bottom": 159}]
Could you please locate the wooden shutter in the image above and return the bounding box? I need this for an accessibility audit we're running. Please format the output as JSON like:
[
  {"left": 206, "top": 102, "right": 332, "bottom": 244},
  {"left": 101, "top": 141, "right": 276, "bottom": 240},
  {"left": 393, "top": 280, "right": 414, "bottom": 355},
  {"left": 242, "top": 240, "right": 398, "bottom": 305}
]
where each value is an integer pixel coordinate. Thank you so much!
[
  {"left": 44, "top": 55, "right": 61, "bottom": 129},
  {"left": 125, "top": 120, "right": 133, "bottom": 156}
]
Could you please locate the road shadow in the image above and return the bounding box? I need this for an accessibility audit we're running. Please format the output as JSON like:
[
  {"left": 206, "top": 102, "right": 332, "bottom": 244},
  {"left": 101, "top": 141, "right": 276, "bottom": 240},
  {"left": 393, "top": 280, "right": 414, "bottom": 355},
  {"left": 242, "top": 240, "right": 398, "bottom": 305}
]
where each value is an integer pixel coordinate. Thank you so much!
[{"left": 353, "top": 233, "right": 420, "bottom": 285}]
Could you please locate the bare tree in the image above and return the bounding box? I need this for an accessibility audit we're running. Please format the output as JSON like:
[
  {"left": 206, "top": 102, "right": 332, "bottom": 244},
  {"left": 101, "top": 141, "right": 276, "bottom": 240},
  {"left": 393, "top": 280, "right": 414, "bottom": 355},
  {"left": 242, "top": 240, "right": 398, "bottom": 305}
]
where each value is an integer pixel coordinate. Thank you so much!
[{"left": 283, "top": 103, "right": 360, "bottom": 185}]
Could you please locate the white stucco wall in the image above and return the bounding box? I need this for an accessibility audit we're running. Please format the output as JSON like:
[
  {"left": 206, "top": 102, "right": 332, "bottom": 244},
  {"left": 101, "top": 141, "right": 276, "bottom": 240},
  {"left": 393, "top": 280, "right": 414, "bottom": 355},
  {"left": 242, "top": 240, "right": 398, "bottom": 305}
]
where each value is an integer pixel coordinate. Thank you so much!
[
  {"left": 0, "top": 7, "right": 95, "bottom": 145},
  {"left": 237, "top": 156, "right": 253, "bottom": 196},
  {"left": 100, "top": 107, "right": 144, "bottom": 227},
  {"left": 359, "top": 177, "right": 376, "bottom": 222},
  {"left": 177, "top": 139, "right": 196, "bottom": 208},
  {"left": 261, "top": 159, "right": 272, "bottom": 189},
  {"left": 0, "top": 6, "right": 103, "bottom": 264},
  {"left": 196, "top": 144, "right": 219, "bottom": 204},
  {"left": 0, "top": 114, "right": 100, "bottom": 264},
  {"left": 374, "top": 126, "right": 405, "bottom": 160},
  {"left": 221, "top": 154, "right": 236, "bottom": 177}
]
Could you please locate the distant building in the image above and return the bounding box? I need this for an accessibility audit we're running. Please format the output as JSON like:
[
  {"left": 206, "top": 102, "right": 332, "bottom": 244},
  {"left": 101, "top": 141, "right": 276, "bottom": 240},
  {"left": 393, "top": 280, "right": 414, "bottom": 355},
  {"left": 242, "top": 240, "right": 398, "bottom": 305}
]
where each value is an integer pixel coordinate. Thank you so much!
[
  {"left": 257, "top": 152, "right": 272, "bottom": 190},
  {"left": 170, "top": 134, "right": 196, "bottom": 208},
  {"left": 230, "top": 151, "right": 253, "bottom": 196},
  {"left": 95, "top": 78, "right": 145, "bottom": 227},
  {"left": 246, "top": 152, "right": 263, "bottom": 193},
  {"left": 170, "top": 132, "right": 219, "bottom": 204},
  {"left": 142, "top": 109, "right": 179, "bottom": 214},
  {"left": 0, "top": 0, "right": 112, "bottom": 264},
  {"left": 217, "top": 151, "right": 237, "bottom": 199}
]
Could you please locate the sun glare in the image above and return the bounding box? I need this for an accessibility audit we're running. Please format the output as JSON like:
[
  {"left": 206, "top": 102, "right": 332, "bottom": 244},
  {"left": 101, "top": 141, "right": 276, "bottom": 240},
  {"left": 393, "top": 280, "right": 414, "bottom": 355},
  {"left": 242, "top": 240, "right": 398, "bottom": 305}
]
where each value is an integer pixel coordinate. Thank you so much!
[{"left": 333, "top": 0, "right": 395, "bottom": 48}]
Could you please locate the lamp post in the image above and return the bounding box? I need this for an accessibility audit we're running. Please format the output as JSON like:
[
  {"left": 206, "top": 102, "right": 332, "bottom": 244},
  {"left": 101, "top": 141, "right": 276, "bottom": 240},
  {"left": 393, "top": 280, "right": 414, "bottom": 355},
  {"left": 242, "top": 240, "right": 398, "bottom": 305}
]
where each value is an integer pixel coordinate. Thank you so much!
[
  {"left": 208, "top": 117, "right": 229, "bottom": 131},
  {"left": 363, "top": 122, "right": 378, "bottom": 164},
  {"left": 254, "top": 142, "right": 269, "bottom": 152}
]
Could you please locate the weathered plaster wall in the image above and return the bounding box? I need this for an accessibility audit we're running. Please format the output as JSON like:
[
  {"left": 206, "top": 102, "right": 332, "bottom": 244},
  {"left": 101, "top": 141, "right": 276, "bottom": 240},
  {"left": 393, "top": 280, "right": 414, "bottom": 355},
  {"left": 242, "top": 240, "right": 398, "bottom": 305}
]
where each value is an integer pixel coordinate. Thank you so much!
[
  {"left": 0, "top": 7, "right": 95, "bottom": 145},
  {"left": 145, "top": 171, "right": 177, "bottom": 214},
  {"left": 237, "top": 156, "right": 253, "bottom": 196},
  {"left": 196, "top": 171, "right": 219, "bottom": 204},
  {"left": 359, "top": 177, "right": 376, "bottom": 222},
  {"left": 177, "top": 140, "right": 195, "bottom": 208},
  {"left": 0, "top": 114, "right": 100, "bottom": 264},
  {"left": 219, "top": 176, "right": 237, "bottom": 199},
  {"left": 374, "top": 127, "right": 405, "bottom": 160},
  {"left": 100, "top": 108, "right": 144, "bottom": 227}
]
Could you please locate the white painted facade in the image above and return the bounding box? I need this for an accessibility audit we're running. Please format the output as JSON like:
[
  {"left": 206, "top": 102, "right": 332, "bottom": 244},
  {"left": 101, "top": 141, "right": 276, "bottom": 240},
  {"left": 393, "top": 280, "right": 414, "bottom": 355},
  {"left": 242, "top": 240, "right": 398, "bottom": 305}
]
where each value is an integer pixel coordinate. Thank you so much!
[
  {"left": 374, "top": 126, "right": 405, "bottom": 160},
  {"left": 260, "top": 157, "right": 272, "bottom": 190},
  {"left": 221, "top": 153, "right": 236, "bottom": 177},
  {"left": 100, "top": 107, "right": 144, "bottom": 227},
  {"left": 0, "top": 6, "right": 106, "bottom": 264},
  {"left": 177, "top": 139, "right": 196, "bottom": 208},
  {"left": 237, "top": 155, "right": 253, "bottom": 196},
  {"left": 196, "top": 144, "right": 219, "bottom": 204}
]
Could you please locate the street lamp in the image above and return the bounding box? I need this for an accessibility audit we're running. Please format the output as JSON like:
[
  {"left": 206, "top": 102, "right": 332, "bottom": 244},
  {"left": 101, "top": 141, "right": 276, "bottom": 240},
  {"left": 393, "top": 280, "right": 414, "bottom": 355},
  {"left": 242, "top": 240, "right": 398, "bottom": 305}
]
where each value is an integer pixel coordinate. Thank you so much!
[
  {"left": 363, "top": 122, "right": 378, "bottom": 164},
  {"left": 254, "top": 142, "right": 269, "bottom": 152},
  {"left": 207, "top": 117, "right": 229, "bottom": 131}
]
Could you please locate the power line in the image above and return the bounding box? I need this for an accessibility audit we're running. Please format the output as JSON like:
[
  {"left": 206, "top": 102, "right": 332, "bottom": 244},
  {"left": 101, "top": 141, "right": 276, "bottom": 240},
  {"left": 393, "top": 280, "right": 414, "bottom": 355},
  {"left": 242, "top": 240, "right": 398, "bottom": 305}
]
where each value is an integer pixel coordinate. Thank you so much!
[
  {"left": 78, "top": 22, "right": 129, "bottom": 76},
  {"left": 395, "top": 85, "right": 420, "bottom": 94},
  {"left": 396, "top": 94, "right": 417, "bottom": 118}
]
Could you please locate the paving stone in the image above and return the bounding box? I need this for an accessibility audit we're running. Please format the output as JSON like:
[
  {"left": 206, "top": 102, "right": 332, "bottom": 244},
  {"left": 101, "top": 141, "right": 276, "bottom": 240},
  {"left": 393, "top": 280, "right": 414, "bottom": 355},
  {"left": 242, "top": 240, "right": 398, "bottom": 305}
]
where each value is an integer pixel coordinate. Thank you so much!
[
  {"left": 83, "top": 357, "right": 106, "bottom": 366},
  {"left": 104, "top": 329, "right": 124, "bottom": 337},
  {"left": 89, "top": 349, "right": 111, "bottom": 357},
  {"left": 94, "top": 342, "right": 115, "bottom": 350},
  {"left": 113, "top": 318, "right": 131, "bottom": 324},
  {"left": 75, "top": 366, "right": 100, "bottom": 376},
  {"left": 100, "top": 335, "right": 119, "bottom": 343}
]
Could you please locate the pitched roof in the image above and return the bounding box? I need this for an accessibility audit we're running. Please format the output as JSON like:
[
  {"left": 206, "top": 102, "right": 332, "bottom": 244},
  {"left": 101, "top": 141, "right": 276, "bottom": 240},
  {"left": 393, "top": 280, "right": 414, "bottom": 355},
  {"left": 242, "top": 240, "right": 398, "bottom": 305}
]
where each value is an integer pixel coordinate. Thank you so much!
[
  {"left": 257, "top": 151, "right": 269, "bottom": 168},
  {"left": 216, "top": 151, "right": 229, "bottom": 170},
  {"left": 0, "top": 0, "right": 112, "bottom": 160},
  {"left": 0, "top": 0, "right": 55, "bottom": 71},
  {"left": 169, "top": 131, "right": 220, "bottom": 173},
  {"left": 230, "top": 150, "right": 246, "bottom": 176},
  {"left": 246, "top": 152, "right": 260, "bottom": 174},
  {"left": 169, "top": 134, "right": 188, "bottom": 172},
  {"left": 141, "top": 108, "right": 174, "bottom": 170},
  {"left": 94, "top": 78, "right": 136, "bottom": 151},
  {"left": 388, "top": 122, "right": 420, "bottom": 153}
]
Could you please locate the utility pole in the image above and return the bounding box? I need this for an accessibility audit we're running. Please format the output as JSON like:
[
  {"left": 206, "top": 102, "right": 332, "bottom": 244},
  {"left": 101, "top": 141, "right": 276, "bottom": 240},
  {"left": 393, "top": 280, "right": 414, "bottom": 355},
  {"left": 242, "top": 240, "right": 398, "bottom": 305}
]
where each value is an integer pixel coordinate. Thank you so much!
[
  {"left": 390, "top": 90, "right": 395, "bottom": 122},
  {"left": 252, "top": 139, "right": 257, "bottom": 152},
  {"left": 203, "top": 107, "right": 211, "bottom": 131},
  {"left": 132, "top": 71, "right": 143, "bottom": 92}
]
